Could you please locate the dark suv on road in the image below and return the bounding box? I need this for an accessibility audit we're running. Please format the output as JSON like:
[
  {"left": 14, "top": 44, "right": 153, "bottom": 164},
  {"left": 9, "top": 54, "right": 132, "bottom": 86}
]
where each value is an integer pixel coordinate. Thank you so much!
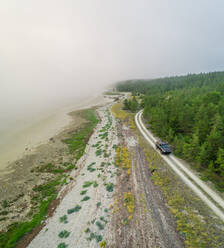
[{"left": 155, "top": 141, "right": 172, "bottom": 154}]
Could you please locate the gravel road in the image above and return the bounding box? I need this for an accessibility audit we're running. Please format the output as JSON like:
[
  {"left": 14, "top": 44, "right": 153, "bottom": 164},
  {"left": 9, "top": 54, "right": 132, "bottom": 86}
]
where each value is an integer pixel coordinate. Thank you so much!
[{"left": 135, "top": 110, "right": 224, "bottom": 223}]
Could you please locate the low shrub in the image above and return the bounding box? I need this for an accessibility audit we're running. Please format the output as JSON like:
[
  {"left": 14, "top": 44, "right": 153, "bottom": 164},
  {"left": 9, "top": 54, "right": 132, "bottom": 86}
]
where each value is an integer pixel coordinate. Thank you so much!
[
  {"left": 67, "top": 205, "right": 81, "bottom": 214},
  {"left": 80, "top": 190, "right": 87, "bottom": 195},
  {"left": 58, "top": 230, "right": 70, "bottom": 238},
  {"left": 59, "top": 215, "right": 68, "bottom": 224},
  {"left": 81, "top": 196, "right": 90, "bottom": 202},
  {"left": 105, "top": 183, "right": 114, "bottom": 192}
]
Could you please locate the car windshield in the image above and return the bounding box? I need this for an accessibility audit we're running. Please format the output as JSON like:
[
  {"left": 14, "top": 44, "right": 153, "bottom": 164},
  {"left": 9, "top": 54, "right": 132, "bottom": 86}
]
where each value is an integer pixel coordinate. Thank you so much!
[{"left": 161, "top": 144, "right": 170, "bottom": 149}]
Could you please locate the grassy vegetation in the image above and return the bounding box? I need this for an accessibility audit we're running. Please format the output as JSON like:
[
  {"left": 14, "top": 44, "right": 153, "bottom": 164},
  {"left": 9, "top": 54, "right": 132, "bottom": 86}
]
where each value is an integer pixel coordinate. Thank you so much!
[
  {"left": 96, "top": 221, "right": 104, "bottom": 230},
  {"left": 57, "top": 243, "right": 68, "bottom": 248},
  {"left": 31, "top": 161, "right": 77, "bottom": 175},
  {"left": 34, "top": 163, "right": 65, "bottom": 174},
  {"left": 96, "top": 149, "right": 103, "bottom": 157},
  {"left": 67, "top": 205, "right": 82, "bottom": 214},
  {"left": 0, "top": 194, "right": 55, "bottom": 248},
  {"left": 84, "top": 227, "right": 91, "bottom": 233},
  {"left": 115, "top": 146, "right": 132, "bottom": 177},
  {"left": 111, "top": 102, "right": 136, "bottom": 130},
  {"left": 86, "top": 232, "right": 102, "bottom": 242},
  {"left": 82, "top": 181, "right": 93, "bottom": 188},
  {"left": 58, "top": 230, "right": 70, "bottom": 238},
  {"left": 81, "top": 196, "right": 90, "bottom": 202},
  {"left": 105, "top": 183, "right": 114, "bottom": 192},
  {"left": 123, "top": 192, "right": 135, "bottom": 221},
  {"left": 32, "top": 176, "right": 62, "bottom": 199},
  {"left": 87, "top": 166, "right": 96, "bottom": 172},
  {"left": 0, "top": 108, "right": 99, "bottom": 248},
  {"left": 80, "top": 190, "right": 87, "bottom": 195},
  {"left": 0, "top": 175, "right": 66, "bottom": 247},
  {"left": 111, "top": 102, "right": 128, "bottom": 121},
  {"left": 93, "top": 181, "right": 99, "bottom": 188},
  {"left": 100, "top": 240, "right": 107, "bottom": 247},
  {"left": 99, "top": 216, "right": 107, "bottom": 223},
  {"left": 63, "top": 109, "right": 99, "bottom": 161},
  {"left": 59, "top": 215, "right": 68, "bottom": 224}
]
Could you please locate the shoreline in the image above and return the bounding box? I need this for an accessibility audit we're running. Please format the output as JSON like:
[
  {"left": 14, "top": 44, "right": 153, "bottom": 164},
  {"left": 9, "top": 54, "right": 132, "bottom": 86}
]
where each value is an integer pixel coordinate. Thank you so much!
[
  {"left": 0, "top": 94, "right": 110, "bottom": 172},
  {"left": 0, "top": 109, "right": 86, "bottom": 231},
  {"left": 0, "top": 94, "right": 114, "bottom": 232}
]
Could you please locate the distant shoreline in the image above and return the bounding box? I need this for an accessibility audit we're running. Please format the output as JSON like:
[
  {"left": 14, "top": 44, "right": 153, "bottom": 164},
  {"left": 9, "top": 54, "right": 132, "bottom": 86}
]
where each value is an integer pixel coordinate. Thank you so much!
[{"left": 0, "top": 94, "right": 109, "bottom": 172}]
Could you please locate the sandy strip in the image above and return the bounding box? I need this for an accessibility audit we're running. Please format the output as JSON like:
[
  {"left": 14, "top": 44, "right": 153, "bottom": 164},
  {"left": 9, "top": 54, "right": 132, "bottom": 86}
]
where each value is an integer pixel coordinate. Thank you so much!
[{"left": 28, "top": 104, "right": 118, "bottom": 248}]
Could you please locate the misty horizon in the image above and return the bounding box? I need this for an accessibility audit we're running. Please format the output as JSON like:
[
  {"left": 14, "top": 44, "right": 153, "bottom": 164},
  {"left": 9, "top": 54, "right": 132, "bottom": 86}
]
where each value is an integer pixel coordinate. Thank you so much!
[{"left": 1, "top": 0, "right": 224, "bottom": 128}]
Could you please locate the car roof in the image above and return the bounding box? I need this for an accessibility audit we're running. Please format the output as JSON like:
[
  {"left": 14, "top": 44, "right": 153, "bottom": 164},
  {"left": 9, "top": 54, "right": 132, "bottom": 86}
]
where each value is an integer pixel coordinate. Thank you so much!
[{"left": 158, "top": 141, "right": 168, "bottom": 145}]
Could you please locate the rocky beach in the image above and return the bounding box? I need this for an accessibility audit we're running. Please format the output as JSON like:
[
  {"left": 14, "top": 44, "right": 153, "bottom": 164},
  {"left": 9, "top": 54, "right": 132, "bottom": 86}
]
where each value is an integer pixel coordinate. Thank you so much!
[{"left": 0, "top": 95, "right": 113, "bottom": 235}]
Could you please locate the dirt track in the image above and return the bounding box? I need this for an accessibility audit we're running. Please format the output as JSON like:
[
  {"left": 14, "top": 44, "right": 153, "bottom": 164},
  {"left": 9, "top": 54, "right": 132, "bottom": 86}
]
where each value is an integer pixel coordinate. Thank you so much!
[{"left": 109, "top": 120, "right": 184, "bottom": 248}]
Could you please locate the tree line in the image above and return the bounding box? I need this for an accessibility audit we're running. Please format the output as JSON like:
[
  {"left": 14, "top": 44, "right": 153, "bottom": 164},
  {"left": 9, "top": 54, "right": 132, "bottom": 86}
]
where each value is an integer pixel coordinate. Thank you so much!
[
  {"left": 123, "top": 96, "right": 140, "bottom": 112},
  {"left": 117, "top": 71, "right": 224, "bottom": 190}
]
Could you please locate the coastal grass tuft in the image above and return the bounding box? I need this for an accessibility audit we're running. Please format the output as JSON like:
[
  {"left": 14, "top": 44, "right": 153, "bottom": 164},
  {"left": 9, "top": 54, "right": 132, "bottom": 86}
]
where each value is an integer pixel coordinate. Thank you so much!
[
  {"left": 86, "top": 232, "right": 102, "bottom": 242},
  {"left": 105, "top": 183, "right": 114, "bottom": 192},
  {"left": 67, "top": 205, "right": 82, "bottom": 214},
  {"left": 59, "top": 215, "right": 68, "bottom": 224},
  {"left": 100, "top": 216, "right": 107, "bottom": 223},
  {"left": 58, "top": 230, "right": 70, "bottom": 238},
  {"left": 82, "top": 181, "right": 93, "bottom": 188},
  {"left": 96, "top": 221, "right": 104, "bottom": 230},
  {"left": 84, "top": 227, "right": 91, "bottom": 233},
  {"left": 57, "top": 243, "right": 68, "bottom": 248},
  {"left": 81, "top": 196, "right": 90, "bottom": 202},
  {"left": 93, "top": 181, "right": 98, "bottom": 188},
  {"left": 80, "top": 190, "right": 87, "bottom": 195},
  {"left": 96, "top": 149, "right": 102, "bottom": 157},
  {"left": 100, "top": 240, "right": 107, "bottom": 247},
  {"left": 87, "top": 162, "right": 96, "bottom": 172}
]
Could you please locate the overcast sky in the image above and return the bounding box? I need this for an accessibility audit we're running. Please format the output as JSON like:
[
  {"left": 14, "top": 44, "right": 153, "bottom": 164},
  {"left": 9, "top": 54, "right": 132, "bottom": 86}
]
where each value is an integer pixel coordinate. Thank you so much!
[{"left": 1, "top": 0, "right": 224, "bottom": 123}]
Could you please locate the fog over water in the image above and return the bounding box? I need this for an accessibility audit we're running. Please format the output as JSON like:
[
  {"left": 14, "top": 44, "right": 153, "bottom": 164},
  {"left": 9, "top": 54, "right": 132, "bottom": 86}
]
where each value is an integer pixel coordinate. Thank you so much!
[{"left": 0, "top": 1, "right": 224, "bottom": 166}]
